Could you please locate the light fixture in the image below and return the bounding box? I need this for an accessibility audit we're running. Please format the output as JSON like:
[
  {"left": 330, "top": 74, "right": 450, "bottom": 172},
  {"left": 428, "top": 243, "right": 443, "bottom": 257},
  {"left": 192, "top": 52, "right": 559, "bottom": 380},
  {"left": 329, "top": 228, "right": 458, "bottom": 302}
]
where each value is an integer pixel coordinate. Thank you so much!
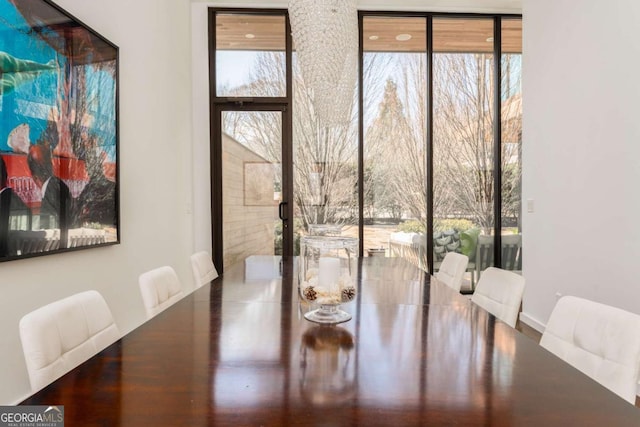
[
  {"left": 486, "top": 36, "right": 494, "bottom": 42},
  {"left": 369, "top": 35, "right": 379, "bottom": 41},
  {"left": 245, "top": 33, "right": 255, "bottom": 39},
  {"left": 289, "top": 0, "right": 358, "bottom": 126},
  {"left": 395, "top": 34, "right": 412, "bottom": 41}
]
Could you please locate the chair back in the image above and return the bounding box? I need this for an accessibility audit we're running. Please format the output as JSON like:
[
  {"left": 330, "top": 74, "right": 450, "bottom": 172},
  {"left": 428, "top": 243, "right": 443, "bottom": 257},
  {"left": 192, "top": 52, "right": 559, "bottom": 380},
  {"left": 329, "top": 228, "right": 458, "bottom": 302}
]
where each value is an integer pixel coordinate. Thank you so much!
[
  {"left": 435, "top": 252, "right": 469, "bottom": 292},
  {"left": 474, "top": 234, "right": 522, "bottom": 281},
  {"left": 474, "top": 235, "right": 494, "bottom": 277},
  {"left": 540, "top": 296, "right": 640, "bottom": 404},
  {"left": 19, "top": 290, "right": 120, "bottom": 391},
  {"left": 138, "top": 266, "right": 184, "bottom": 318},
  {"left": 190, "top": 251, "right": 218, "bottom": 288},
  {"left": 501, "top": 234, "right": 522, "bottom": 271},
  {"left": 471, "top": 267, "right": 525, "bottom": 327}
]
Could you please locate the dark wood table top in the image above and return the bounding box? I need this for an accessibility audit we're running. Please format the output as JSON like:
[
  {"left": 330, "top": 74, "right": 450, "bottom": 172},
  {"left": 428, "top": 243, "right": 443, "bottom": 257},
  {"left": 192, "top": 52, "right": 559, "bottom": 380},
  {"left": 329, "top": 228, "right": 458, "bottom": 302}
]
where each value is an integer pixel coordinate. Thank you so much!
[{"left": 22, "top": 256, "right": 640, "bottom": 426}]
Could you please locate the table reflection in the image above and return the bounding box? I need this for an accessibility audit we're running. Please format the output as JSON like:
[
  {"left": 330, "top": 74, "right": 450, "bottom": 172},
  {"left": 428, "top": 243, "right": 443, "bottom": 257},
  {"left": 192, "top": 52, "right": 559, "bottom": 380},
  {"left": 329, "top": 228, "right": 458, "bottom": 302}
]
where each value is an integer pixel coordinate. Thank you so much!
[
  {"left": 244, "top": 255, "right": 282, "bottom": 280},
  {"left": 213, "top": 255, "right": 519, "bottom": 419},
  {"left": 300, "top": 325, "right": 355, "bottom": 406}
]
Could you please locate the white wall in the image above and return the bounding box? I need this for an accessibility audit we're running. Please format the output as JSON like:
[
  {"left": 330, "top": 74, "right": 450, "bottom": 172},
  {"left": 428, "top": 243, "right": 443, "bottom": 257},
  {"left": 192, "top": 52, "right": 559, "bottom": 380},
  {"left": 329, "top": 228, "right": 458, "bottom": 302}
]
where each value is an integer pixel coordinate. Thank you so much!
[
  {"left": 521, "top": 0, "right": 640, "bottom": 330},
  {"left": 0, "top": 0, "right": 195, "bottom": 404},
  {"left": 191, "top": 2, "right": 212, "bottom": 254}
]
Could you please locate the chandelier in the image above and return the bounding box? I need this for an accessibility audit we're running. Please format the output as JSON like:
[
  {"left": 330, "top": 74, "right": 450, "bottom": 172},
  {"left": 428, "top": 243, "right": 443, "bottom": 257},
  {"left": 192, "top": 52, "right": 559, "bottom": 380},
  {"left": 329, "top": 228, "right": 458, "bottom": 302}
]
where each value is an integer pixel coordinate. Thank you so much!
[{"left": 288, "top": 0, "right": 358, "bottom": 126}]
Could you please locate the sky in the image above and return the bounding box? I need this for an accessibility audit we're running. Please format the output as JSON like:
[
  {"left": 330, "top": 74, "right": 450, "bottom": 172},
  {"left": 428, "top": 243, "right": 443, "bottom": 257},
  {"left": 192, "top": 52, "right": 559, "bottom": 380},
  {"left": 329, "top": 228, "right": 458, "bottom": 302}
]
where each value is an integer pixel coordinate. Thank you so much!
[{"left": 216, "top": 51, "right": 256, "bottom": 89}]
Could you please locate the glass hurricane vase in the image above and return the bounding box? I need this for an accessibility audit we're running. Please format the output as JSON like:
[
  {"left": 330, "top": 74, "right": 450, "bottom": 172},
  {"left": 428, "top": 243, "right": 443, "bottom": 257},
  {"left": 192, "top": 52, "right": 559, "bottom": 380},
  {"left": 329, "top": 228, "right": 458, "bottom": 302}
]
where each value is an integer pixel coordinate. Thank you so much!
[{"left": 299, "top": 236, "right": 358, "bottom": 324}]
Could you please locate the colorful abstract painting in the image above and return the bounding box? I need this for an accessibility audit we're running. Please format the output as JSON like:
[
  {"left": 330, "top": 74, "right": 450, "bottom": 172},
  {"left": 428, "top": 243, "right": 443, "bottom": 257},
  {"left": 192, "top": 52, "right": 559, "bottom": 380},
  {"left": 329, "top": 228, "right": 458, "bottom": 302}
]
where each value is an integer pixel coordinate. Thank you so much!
[{"left": 0, "top": 0, "right": 118, "bottom": 260}]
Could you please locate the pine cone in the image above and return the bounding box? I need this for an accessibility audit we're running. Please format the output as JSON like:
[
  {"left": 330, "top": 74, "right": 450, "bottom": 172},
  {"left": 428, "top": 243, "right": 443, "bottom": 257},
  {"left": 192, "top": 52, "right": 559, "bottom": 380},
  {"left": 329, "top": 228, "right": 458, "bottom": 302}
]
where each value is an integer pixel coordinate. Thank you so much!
[
  {"left": 341, "top": 286, "right": 356, "bottom": 302},
  {"left": 303, "top": 286, "right": 317, "bottom": 301}
]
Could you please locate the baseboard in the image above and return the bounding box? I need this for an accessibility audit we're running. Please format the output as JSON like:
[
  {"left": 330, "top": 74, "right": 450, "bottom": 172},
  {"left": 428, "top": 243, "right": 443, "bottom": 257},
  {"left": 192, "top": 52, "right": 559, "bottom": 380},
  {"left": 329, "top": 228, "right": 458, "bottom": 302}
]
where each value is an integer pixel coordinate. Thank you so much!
[{"left": 519, "top": 312, "right": 545, "bottom": 333}]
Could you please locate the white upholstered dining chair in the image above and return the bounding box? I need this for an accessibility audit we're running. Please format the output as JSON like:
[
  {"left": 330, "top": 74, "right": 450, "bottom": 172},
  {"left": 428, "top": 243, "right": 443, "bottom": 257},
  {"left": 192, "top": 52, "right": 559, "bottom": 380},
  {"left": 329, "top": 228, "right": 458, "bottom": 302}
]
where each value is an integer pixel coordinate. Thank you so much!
[
  {"left": 470, "top": 267, "right": 525, "bottom": 328},
  {"left": 190, "top": 251, "right": 218, "bottom": 288},
  {"left": 540, "top": 296, "right": 640, "bottom": 404},
  {"left": 435, "top": 252, "right": 469, "bottom": 292},
  {"left": 19, "top": 290, "right": 120, "bottom": 391},
  {"left": 138, "top": 266, "right": 185, "bottom": 319}
]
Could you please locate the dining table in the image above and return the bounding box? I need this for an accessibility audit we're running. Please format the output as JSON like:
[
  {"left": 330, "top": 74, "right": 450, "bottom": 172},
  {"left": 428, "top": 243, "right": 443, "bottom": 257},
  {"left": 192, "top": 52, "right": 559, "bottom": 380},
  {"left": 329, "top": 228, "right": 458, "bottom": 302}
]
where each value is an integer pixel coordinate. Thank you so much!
[{"left": 21, "top": 255, "right": 640, "bottom": 426}]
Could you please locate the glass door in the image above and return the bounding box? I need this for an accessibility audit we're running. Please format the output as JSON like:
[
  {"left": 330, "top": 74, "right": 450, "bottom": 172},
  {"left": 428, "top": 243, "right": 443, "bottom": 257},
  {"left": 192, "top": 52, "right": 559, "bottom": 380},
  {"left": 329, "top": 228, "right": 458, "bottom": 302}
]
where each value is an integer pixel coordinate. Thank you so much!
[{"left": 215, "top": 106, "right": 292, "bottom": 272}]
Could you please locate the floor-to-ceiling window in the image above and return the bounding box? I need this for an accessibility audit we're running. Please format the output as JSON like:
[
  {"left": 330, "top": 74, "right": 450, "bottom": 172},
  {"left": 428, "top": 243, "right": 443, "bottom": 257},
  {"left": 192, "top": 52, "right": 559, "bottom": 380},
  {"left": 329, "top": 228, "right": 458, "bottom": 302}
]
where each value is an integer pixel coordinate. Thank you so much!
[
  {"left": 362, "top": 16, "right": 427, "bottom": 266},
  {"left": 500, "top": 18, "right": 523, "bottom": 274},
  {"left": 432, "top": 17, "right": 496, "bottom": 287},
  {"left": 210, "top": 9, "right": 522, "bottom": 282},
  {"left": 292, "top": 49, "right": 359, "bottom": 254}
]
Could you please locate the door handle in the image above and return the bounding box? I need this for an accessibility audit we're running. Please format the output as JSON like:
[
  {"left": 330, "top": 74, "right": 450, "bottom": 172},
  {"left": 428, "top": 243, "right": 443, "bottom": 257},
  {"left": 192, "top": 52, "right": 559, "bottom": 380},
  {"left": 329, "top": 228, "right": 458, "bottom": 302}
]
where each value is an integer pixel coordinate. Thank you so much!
[{"left": 279, "top": 201, "right": 288, "bottom": 221}]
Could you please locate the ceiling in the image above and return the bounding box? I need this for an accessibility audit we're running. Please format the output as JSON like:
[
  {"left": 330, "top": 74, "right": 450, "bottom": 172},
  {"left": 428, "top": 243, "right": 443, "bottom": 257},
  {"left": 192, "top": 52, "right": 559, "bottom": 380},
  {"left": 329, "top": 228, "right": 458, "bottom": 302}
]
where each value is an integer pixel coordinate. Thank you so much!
[
  {"left": 360, "top": 0, "right": 521, "bottom": 13},
  {"left": 199, "top": 0, "right": 522, "bottom": 14},
  {"left": 215, "top": 13, "right": 522, "bottom": 53}
]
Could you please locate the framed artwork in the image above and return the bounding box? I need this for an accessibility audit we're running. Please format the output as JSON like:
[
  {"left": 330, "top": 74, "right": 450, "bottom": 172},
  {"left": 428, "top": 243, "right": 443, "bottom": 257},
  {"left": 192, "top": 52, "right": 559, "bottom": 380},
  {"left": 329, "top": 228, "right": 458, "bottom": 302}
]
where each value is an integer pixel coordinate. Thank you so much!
[
  {"left": 0, "top": 0, "right": 119, "bottom": 261},
  {"left": 244, "top": 162, "right": 278, "bottom": 206}
]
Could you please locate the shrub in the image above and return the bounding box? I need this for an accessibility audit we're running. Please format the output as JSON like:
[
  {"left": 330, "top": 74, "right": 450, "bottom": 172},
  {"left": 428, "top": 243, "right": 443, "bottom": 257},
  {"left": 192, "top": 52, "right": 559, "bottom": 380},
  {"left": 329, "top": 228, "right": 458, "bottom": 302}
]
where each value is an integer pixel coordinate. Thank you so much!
[
  {"left": 397, "top": 219, "right": 481, "bottom": 236},
  {"left": 397, "top": 220, "right": 426, "bottom": 234},
  {"left": 434, "top": 218, "right": 476, "bottom": 233},
  {"left": 274, "top": 218, "right": 304, "bottom": 254}
]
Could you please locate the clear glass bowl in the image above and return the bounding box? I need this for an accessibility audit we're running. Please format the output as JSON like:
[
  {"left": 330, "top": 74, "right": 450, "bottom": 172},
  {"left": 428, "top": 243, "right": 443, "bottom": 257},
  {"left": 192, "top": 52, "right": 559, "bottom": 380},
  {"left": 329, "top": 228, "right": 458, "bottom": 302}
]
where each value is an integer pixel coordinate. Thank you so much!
[{"left": 298, "top": 236, "right": 358, "bottom": 324}]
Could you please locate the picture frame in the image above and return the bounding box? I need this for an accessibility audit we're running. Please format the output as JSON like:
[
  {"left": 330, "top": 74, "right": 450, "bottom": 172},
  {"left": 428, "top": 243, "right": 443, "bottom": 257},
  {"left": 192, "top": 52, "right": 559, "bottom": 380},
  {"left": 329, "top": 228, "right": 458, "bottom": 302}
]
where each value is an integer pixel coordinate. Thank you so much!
[
  {"left": 243, "top": 162, "right": 279, "bottom": 206},
  {"left": 0, "top": 0, "right": 119, "bottom": 261}
]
